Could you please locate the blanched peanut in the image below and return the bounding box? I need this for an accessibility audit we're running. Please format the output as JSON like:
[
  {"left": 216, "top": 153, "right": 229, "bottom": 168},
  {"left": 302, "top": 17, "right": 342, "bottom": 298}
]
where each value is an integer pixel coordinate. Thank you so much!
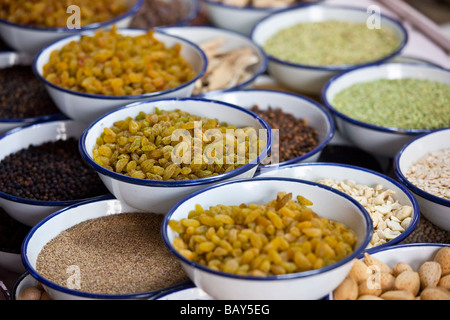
[
  {"left": 438, "top": 274, "right": 450, "bottom": 290},
  {"left": 348, "top": 258, "right": 372, "bottom": 284}
]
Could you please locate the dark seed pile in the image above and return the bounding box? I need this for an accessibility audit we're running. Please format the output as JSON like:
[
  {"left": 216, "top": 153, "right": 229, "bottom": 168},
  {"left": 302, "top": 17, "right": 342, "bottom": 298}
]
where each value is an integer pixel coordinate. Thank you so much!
[
  {"left": 250, "top": 105, "right": 319, "bottom": 163},
  {"left": 0, "top": 66, "right": 60, "bottom": 119},
  {"left": 0, "top": 138, "right": 109, "bottom": 202},
  {"left": 0, "top": 207, "right": 30, "bottom": 253},
  {"left": 130, "top": 0, "right": 191, "bottom": 28}
]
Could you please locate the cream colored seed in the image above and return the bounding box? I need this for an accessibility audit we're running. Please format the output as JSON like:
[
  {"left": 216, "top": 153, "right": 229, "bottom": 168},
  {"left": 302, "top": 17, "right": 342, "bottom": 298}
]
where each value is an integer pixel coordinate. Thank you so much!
[{"left": 317, "top": 179, "right": 413, "bottom": 248}]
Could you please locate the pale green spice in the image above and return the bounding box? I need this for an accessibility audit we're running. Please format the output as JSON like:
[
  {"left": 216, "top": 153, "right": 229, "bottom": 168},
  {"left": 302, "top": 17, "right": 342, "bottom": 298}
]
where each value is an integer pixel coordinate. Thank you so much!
[
  {"left": 263, "top": 21, "right": 400, "bottom": 66},
  {"left": 331, "top": 78, "right": 450, "bottom": 130}
]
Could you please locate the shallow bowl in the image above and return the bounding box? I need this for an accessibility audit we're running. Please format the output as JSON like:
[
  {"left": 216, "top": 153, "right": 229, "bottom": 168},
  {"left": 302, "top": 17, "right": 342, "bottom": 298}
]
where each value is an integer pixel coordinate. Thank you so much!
[
  {"left": 21, "top": 197, "right": 192, "bottom": 300},
  {"left": 322, "top": 63, "right": 450, "bottom": 158},
  {"left": 200, "top": 88, "right": 334, "bottom": 169},
  {"left": 79, "top": 97, "right": 272, "bottom": 214},
  {"left": 156, "top": 25, "right": 267, "bottom": 95},
  {"left": 0, "top": 0, "right": 143, "bottom": 54},
  {"left": 394, "top": 128, "right": 450, "bottom": 231},
  {"left": 162, "top": 177, "right": 373, "bottom": 300},
  {"left": 251, "top": 4, "right": 408, "bottom": 95},
  {"left": 0, "top": 119, "right": 109, "bottom": 226},
  {"left": 256, "top": 162, "right": 420, "bottom": 252},
  {"left": 33, "top": 28, "right": 207, "bottom": 123}
]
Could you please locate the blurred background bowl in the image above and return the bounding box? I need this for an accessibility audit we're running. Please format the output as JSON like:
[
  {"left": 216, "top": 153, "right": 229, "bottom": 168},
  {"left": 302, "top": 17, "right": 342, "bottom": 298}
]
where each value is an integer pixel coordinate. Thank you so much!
[
  {"left": 200, "top": 88, "right": 334, "bottom": 169},
  {"left": 162, "top": 177, "right": 372, "bottom": 300},
  {"left": 130, "top": 0, "right": 200, "bottom": 29},
  {"left": 0, "top": 119, "right": 110, "bottom": 226},
  {"left": 251, "top": 4, "right": 408, "bottom": 95},
  {"left": 202, "top": 0, "right": 323, "bottom": 35},
  {"left": 256, "top": 162, "right": 420, "bottom": 252},
  {"left": 0, "top": 0, "right": 143, "bottom": 55},
  {"left": 394, "top": 128, "right": 450, "bottom": 231},
  {"left": 157, "top": 25, "right": 268, "bottom": 96},
  {"left": 33, "top": 28, "right": 207, "bottom": 123},
  {"left": 322, "top": 63, "right": 450, "bottom": 158},
  {"left": 21, "top": 196, "right": 192, "bottom": 300},
  {"left": 79, "top": 97, "right": 272, "bottom": 214}
]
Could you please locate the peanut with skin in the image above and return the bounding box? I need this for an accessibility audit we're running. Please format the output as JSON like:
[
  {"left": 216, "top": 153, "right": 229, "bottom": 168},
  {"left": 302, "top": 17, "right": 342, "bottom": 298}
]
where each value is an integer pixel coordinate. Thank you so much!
[
  {"left": 333, "top": 277, "right": 358, "bottom": 300},
  {"left": 438, "top": 274, "right": 450, "bottom": 290},
  {"left": 380, "top": 290, "right": 415, "bottom": 300},
  {"left": 434, "top": 247, "right": 450, "bottom": 276},
  {"left": 394, "top": 271, "right": 420, "bottom": 296},
  {"left": 419, "top": 261, "right": 442, "bottom": 289},
  {"left": 364, "top": 252, "right": 392, "bottom": 274},
  {"left": 348, "top": 258, "right": 372, "bottom": 284},
  {"left": 420, "top": 287, "right": 450, "bottom": 300},
  {"left": 393, "top": 262, "right": 413, "bottom": 277}
]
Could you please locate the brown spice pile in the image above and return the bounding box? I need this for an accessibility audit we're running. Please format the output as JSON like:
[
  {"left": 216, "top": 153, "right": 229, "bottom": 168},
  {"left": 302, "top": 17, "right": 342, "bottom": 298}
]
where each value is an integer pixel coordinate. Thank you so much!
[
  {"left": 250, "top": 105, "right": 319, "bottom": 164},
  {"left": 36, "top": 212, "right": 188, "bottom": 295}
]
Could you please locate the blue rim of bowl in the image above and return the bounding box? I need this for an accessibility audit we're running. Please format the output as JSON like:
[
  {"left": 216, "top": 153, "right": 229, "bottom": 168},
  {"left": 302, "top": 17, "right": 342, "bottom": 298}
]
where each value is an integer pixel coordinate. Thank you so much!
[
  {"left": 79, "top": 97, "right": 272, "bottom": 188},
  {"left": 0, "top": 0, "right": 143, "bottom": 32},
  {"left": 321, "top": 62, "right": 450, "bottom": 136},
  {"left": 253, "top": 162, "right": 421, "bottom": 251},
  {"left": 0, "top": 119, "right": 111, "bottom": 206},
  {"left": 199, "top": 88, "right": 336, "bottom": 169},
  {"left": 155, "top": 25, "right": 269, "bottom": 94},
  {"left": 250, "top": 4, "right": 409, "bottom": 72},
  {"left": 359, "top": 242, "right": 448, "bottom": 258},
  {"left": 202, "top": 0, "right": 323, "bottom": 12},
  {"left": 0, "top": 113, "right": 66, "bottom": 125},
  {"left": 20, "top": 195, "right": 193, "bottom": 300},
  {"left": 162, "top": 177, "right": 373, "bottom": 282},
  {"left": 32, "top": 28, "right": 208, "bottom": 100},
  {"left": 394, "top": 128, "right": 450, "bottom": 208}
]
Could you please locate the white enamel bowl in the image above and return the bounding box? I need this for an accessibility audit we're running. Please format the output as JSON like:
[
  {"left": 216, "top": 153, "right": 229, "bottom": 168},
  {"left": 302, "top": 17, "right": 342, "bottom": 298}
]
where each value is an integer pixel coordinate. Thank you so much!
[
  {"left": 79, "top": 97, "right": 272, "bottom": 214},
  {"left": 251, "top": 4, "right": 408, "bottom": 95},
  {"left": 21, "top": 197, "right": 191, "bottom": 300},
  {"left": 329, "top": 243, "right": 449, "bottom": 300},
  {"left": 394, "top": 128, "right": 450, "bottom": 231},
  {"left": 0, "top": 113, "right": 66, "bottom": 136},
  {"left": 322, "top": 63, "right": 450, "bottom": 158},
  {"left": 201, "top": 0, "right": 323, "bottom": 35},
  {"left": 0, "top": 0, "right": 143, "bottom": 55},
  {"left": 156, "top": 25, "right": 268, "bottom": 95},
  {"left": 162, "top": 177, "right": 373, "bottom": 300},
  {"left": 200, "top": 88, "right": 335, "bottom": 169},
  {"left": 0, "top": 119, "right": 109, "bottom": 227},
  {"left": 256, "top": 162, "right": 420, "bottom": 252},
  {"left": 33, "top": 29, "right": 207, "bottom": 123}
]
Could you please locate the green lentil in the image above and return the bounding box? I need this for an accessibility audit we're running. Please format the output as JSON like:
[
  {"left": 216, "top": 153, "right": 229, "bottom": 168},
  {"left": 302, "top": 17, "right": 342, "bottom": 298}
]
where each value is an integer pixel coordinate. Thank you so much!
[
  {"left": 331, "top": 78, "right": 450, "bottom": 130},
  {"left": 263, "top": 21, "right": 400, "bottom": 66}
]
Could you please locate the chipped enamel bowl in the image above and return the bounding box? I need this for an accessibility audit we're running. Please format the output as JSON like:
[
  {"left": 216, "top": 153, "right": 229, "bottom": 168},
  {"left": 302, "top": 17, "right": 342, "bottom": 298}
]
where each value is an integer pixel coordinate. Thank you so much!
[
  {"left": 322, "top": 63, "right": 450, "bottom": 158},
  {"left": 33, "top": 28, "right": 207, "bottom": 123},
  {"left": 251, "top": 4, "right": 408, "bottom": 95},
  {"left": 79, "top": 97, "right": 272, "bottom": 215},
  {"left": 162, "top": 177, "right": 372, "bottom": 300},
  {"left": 394, "top": 128, "right": 450, "bottom": 231},
  {"left": 0, "top": 0, "right": 143, "bottom": 55}
]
